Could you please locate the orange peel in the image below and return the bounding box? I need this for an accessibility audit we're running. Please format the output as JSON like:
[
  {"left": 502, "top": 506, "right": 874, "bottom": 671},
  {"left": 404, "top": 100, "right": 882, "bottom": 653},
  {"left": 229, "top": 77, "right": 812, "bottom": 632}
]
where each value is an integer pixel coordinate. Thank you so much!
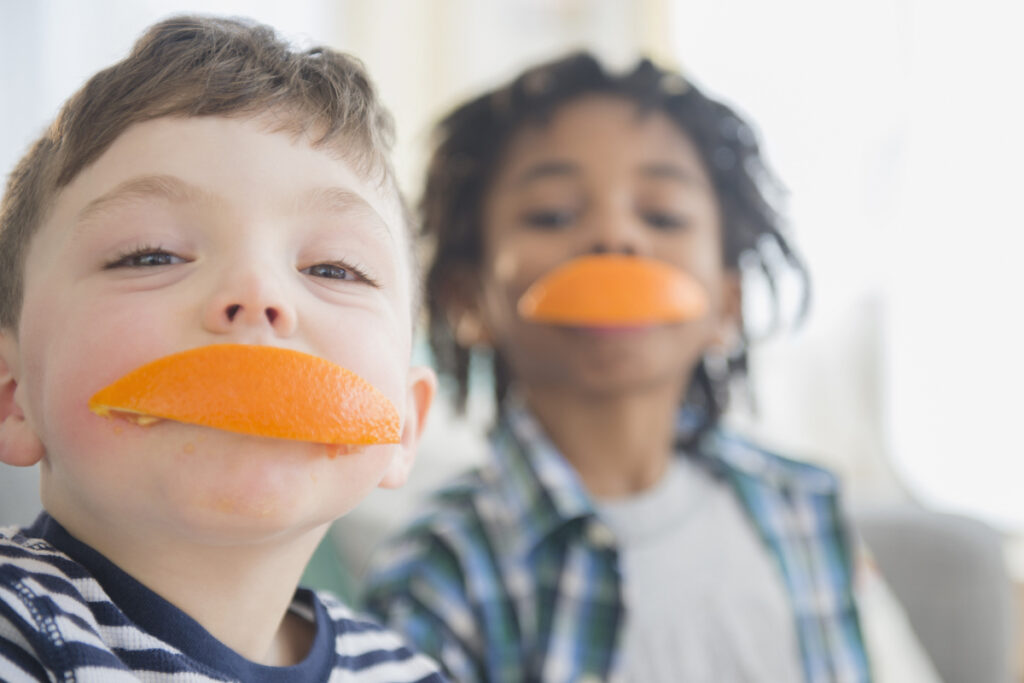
[
  {"left": 89, "top": 344, "right": 400, "bottom": 445},
  {"left": 517, "top": 254, "right": 708, "bottom": 326}
]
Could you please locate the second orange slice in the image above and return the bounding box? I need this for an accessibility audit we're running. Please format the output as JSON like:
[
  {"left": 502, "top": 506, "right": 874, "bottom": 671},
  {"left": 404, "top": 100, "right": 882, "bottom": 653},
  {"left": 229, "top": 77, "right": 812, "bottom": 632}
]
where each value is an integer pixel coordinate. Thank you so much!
[{"left": 517, "top": 254, "right": 708, "bottom": 326}]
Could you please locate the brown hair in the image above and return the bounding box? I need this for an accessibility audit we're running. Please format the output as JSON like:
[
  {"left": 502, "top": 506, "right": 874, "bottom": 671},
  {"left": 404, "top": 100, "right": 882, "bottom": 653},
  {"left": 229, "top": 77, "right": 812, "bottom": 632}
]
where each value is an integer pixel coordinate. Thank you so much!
[
  {"left": 0, "top": 14, "right": 397, "bottom": 329},
  {"left": 422, "top": 52, "right": 809, "bottom": 439}
]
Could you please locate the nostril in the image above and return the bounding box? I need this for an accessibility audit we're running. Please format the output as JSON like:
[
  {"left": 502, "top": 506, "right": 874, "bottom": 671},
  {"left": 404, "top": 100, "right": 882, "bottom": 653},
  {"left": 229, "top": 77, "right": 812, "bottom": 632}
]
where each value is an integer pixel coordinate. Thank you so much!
[
  {"left": 590, "top": 243, "right": 635, "bottom": 256},
  {"left": 265, "top": 308, "right": 278, "bottom": 324},
  {"left": 226, "top": 304, "right": 241, "bottom": 321}
]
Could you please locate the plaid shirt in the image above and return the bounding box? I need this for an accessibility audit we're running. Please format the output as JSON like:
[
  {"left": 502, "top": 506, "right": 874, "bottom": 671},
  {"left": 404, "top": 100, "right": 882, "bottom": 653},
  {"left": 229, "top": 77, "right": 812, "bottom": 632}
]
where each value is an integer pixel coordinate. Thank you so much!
[{"left": 364, "top": 406, "right": 870, "bottom": 682}]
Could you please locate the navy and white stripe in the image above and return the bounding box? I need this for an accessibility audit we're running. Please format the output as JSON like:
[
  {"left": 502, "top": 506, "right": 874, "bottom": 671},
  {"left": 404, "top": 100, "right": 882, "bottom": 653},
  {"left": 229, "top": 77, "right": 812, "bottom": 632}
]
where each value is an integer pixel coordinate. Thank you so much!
[{"left": 0, "top": 514, "right": 445, "bottom": 682}]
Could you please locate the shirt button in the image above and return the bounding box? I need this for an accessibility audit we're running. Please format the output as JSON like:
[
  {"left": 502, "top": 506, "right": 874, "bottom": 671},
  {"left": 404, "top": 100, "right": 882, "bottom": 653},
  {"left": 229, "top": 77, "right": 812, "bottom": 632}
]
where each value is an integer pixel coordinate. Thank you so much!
[{"left": 586, "top": 521, "right": 617, "bottom": 548}]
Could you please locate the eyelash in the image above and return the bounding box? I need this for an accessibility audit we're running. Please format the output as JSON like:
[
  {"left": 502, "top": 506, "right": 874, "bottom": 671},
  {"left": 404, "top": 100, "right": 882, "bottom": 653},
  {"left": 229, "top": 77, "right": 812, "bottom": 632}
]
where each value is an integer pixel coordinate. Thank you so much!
[
  {"left": 522, "top": 209, "right": 577, "bottom": 230},
  {"left": 104, "top": 246, "right": 379, "bottom": 287},
  {"left": 521, "top": 208, "right": 691, "bottom": 232},
  {"left": 301, "top": 260, "right": 379, "bottom": 287},
  {"left": 104, "top": 245, "right": 187, "bottom": 269},
  {"left": 642, "top": 211, "right": 690, "bottom": 230}
]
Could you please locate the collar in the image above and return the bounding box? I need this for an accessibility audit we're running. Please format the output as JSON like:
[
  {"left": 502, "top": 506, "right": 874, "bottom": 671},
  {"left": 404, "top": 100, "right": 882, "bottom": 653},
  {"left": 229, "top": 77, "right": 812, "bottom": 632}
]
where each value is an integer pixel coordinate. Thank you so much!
[
  {"left": 484, "top": 401, "right": 595, "bottom": 559},
  {"left": 26, "top": 513, "right": 335, "bottom": 682},
  {"left": 483, "top": 401, "right": 838, "bottom": 560},
  {"left": 698, "top": 429, "right": 839, "bottom": 496}
]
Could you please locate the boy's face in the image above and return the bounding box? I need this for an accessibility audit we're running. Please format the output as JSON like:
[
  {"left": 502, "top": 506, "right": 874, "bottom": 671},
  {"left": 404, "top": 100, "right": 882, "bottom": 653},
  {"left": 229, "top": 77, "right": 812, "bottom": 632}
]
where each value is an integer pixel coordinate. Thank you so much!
[
  {"left": 473, "top": 95, "right": 740, "bottom": 399},
  {"left": 0, "top": 116, "right": 434, "bottom": 545}
]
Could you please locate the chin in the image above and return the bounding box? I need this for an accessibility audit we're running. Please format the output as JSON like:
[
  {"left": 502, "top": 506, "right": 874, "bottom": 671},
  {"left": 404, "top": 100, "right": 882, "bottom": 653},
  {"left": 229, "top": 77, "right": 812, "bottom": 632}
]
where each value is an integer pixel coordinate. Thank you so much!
[
  {"left": 154, "top": 458, "right": 335, "bottom": 544},
  {"left": 159, "top": 489, "right": 339, "bottom": 547},
  {"left": 586, "top": 371, "right": 684, "bottom": 399},
  {"left": 160, "top": 445, "right": 389, "bottom": 546}
]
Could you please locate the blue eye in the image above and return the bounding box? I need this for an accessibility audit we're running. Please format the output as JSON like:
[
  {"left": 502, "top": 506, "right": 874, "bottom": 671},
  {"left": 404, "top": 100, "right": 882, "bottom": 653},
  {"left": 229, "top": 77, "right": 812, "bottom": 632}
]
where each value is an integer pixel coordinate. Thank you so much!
[
  {"left": 303, "top": 263, "right": 356, "bottom": 280},
  {"left": 301, "top": 262, "right": 379, "bottom": 287},
  {"left": 105, "top": 247, "right": 186, "bottom": 269}
]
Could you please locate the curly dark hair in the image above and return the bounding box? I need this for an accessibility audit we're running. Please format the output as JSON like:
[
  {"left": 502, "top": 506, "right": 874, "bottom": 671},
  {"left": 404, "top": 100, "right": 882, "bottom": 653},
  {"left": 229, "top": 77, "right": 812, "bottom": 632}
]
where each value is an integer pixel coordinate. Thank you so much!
[{"left": 421, "top": 51, "right": 809, "bottom": 437}]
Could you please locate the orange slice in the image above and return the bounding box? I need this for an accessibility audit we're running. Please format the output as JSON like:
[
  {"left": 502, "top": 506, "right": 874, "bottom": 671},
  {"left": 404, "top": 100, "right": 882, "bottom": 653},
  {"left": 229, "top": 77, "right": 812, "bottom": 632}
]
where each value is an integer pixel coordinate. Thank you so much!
[
  {"left": 89, "top": 344, "right": 399, "bottom": 445},
  {"left": 517, "top": 254, "right": 708, "bottom": 326}
]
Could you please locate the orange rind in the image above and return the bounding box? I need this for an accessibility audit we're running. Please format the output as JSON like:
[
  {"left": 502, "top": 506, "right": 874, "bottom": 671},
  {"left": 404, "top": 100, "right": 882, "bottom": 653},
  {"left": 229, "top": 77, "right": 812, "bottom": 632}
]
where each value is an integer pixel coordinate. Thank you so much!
[
  {"left": 89, "top": 344, "right": 400, "bottom": 445},
  {"left": 517, "top": 254, "right": 708, "bottom": 326}
]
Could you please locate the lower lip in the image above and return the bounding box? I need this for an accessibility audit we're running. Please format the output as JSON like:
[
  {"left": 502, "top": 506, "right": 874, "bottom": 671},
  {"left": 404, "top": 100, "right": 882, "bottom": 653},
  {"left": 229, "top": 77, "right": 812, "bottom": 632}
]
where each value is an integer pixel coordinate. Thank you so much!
[{"left": 569, "top": 325, "right": 660, "bottom": 337}]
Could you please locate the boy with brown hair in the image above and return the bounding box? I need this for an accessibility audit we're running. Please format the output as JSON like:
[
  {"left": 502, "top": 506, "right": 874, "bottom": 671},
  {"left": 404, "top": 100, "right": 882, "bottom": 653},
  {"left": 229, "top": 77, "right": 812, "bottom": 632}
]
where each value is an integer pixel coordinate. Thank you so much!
[{"left": 0, "top": 15, "right": 443, "bottom": 681}]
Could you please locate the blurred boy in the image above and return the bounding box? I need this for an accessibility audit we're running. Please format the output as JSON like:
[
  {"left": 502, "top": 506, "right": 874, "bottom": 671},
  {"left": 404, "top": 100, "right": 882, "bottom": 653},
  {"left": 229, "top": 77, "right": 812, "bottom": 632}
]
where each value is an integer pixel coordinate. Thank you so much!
[{"left": 364, "top": 52, "right": 938, "bottom": 682}]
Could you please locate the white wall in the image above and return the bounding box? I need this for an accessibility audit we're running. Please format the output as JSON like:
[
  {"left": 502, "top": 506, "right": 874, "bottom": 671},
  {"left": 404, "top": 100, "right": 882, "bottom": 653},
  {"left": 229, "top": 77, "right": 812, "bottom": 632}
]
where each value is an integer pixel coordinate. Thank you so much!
[
  {"left": 665, "top": 0, "right": 1024, "bottom": 531},
  {"left": 885, "top": 0, "right": 1024, "bottom": 528}
]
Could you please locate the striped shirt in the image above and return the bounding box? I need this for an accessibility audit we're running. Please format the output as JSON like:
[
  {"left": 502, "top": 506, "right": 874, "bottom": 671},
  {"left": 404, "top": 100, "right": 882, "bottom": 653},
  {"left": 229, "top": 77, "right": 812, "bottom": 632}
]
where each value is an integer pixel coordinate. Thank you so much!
[
  {"left": 0, "top": 513, "right": 447, "bottom": 682},
  {"left": 363, "top": 405, "right": 871, "bottom": 682}
]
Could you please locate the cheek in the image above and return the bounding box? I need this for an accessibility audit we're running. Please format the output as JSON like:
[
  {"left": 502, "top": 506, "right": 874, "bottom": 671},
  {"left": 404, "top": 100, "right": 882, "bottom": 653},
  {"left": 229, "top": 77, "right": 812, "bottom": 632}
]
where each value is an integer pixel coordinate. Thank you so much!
[
  {"left": 310, "top": 308, "right": 412, "bottom": 427},
  {"left": 17, "top": 293, "right": 185, "bottom": 464},
  {"left": 478, "top": 247, "right": 549, "bottom": 333},
  {"left": 309, "top": 444, "right": 398, "bottom": 513}
]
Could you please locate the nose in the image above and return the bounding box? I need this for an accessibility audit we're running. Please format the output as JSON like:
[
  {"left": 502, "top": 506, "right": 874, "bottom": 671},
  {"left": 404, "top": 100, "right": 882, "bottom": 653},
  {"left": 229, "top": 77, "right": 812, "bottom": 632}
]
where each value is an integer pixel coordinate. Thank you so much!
[
  {"left": 586, "top": 201, "right": 646, "bottom": 256},
  {"left": 202, "top": 265, "right": 298, "bottom": 338}
]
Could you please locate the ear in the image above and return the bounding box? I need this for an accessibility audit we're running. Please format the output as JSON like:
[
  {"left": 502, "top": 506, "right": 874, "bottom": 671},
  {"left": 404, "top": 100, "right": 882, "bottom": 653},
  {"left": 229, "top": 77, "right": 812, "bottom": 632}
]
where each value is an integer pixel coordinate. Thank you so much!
[
  {"left": 440, "top": 267, "right": 493, "bottom": 348},
  {"left": 377, "top": 365, "right": 437, "bottom": 489},
  {"left": 712, "top": 270, "right": 743, "bottom": 349},
  {"left": 0, "top": 331, "right": 45, "bottom": 467}
]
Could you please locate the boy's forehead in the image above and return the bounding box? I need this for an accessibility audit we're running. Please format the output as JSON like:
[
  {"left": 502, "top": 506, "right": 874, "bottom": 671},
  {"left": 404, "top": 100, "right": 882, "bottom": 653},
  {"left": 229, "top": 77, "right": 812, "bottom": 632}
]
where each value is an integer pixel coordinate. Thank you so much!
[
  {"left": 75, "top": 175, "right": 397, "bottom": 245},
  {"left": 56, "top": 116, "right": 408, "bottom": 245}
]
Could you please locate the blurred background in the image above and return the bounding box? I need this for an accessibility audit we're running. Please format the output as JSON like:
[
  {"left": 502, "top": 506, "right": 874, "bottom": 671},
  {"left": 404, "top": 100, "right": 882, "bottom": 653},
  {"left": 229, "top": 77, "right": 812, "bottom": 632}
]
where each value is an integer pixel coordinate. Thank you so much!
[{"left": 2, "top": 0, "right": 1022, "bottom": 678}]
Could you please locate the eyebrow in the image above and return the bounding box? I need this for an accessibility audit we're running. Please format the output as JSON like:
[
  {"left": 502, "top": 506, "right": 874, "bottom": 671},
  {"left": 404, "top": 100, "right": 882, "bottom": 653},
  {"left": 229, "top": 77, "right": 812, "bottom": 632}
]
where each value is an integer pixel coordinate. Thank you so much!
[
  {"left": 513, "top": 160, "right": 706, "bottom": 189},
  {"left": 76, "top": 176, "right": 395, "bottom": 243},
  {"left": 512, "top": 160, "right": 579, "bottom": 188},
  {"left": 639, "top": 162, "right": 704, "bottom": 186},
  {"left": 298, "top": 187, "right": 394, "bottom": 244},
  {"left": 77, "top": 174, "right": 214, "bottom": 225}
]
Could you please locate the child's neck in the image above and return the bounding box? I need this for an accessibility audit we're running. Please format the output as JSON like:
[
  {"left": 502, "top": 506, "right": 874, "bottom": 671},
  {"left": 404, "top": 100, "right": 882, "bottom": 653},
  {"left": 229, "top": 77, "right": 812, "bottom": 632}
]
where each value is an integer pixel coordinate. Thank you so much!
[
  {"left": 46, "top": 502, "right": 323, "bottom": 665},
  {"left": 523, "top": 382, "right": 682, "bottom": 499}
]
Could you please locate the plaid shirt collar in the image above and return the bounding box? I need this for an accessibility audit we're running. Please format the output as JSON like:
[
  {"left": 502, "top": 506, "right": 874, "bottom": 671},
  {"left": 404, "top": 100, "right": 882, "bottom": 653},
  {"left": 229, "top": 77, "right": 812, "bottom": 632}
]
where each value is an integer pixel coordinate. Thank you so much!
[
  {"left": 484, "top": 401, "right": 592, "bottom": 560},
  {"left": 487, "top": 398, "right": 838, "bottom": 559}
]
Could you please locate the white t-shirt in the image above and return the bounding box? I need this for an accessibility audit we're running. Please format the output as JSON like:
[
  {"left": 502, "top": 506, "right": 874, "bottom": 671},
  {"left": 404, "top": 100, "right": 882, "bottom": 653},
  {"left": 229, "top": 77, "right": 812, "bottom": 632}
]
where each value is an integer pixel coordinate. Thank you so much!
[{"left": 595, "top": 457, "right": 804, "bottom": 682}]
